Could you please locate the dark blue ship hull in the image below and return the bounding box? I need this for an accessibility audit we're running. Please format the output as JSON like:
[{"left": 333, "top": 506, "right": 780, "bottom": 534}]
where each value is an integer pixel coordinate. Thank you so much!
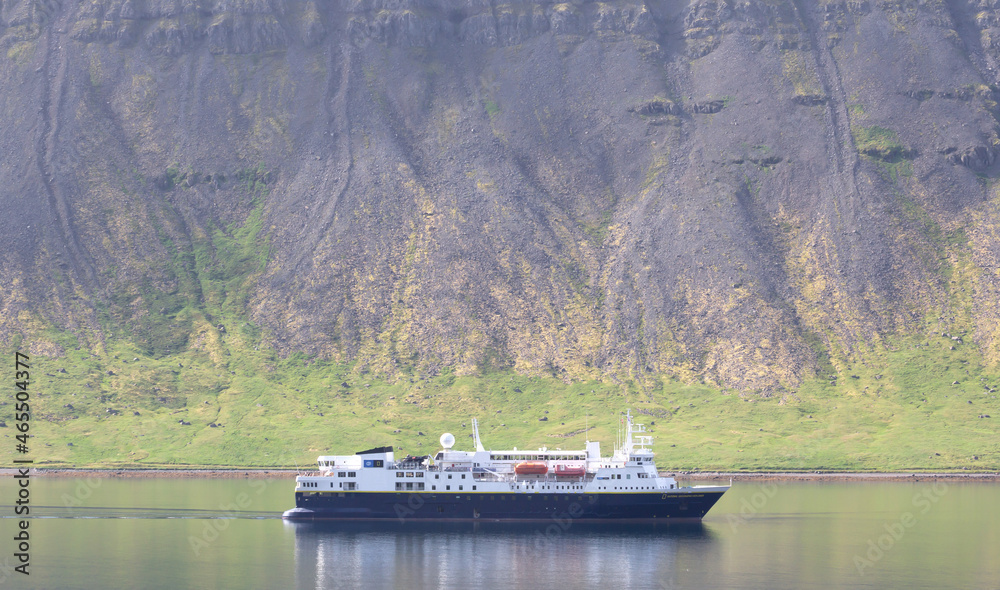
[{"left": 285, "top": 489, "right": 726, "bottom": 521}]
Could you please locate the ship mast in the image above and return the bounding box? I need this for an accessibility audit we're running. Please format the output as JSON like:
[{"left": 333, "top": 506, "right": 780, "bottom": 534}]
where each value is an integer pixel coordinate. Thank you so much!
[
  {"left": 472, "top": 417, "right": 485, "bottom": 452},
  {"left": 623, "top": 409, "right": 634, "bottom": 455}
]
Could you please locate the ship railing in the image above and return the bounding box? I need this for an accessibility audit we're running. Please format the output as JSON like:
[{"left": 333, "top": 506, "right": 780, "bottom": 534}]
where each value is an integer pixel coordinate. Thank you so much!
[
  {"left": 473, "top": 469, "right": 515, "bottom": 483},
  {"left": 392, "top": 463, "right": 424, "bottom": 470}
]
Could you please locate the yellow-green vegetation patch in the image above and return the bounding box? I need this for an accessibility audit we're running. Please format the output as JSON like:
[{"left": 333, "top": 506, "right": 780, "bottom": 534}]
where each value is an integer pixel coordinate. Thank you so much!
[
  {"left": 6, "top": 41, "right": 35, "bottom": 66},
  {"left": 484, "top": 99, "right": 500, "bottom": 119},
  {"left": 781, "top": 50, "right": 822, "bottom": 97},
  {"left": 852, "top": 125, "right": 913, "bottom": 163}
]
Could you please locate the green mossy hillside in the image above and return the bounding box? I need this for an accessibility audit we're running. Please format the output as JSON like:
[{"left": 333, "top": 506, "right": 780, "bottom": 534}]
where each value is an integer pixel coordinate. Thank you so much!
[{"left": 9, "top": 327, "right": 999, "bottom": 471}]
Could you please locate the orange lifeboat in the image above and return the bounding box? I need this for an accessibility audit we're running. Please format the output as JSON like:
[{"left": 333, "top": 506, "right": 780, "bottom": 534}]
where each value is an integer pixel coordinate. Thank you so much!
[
  {"left": 514, "top": 461, "right": 548, "bottom": 475},
  {"left": 554, "top": 465, "right": 586, "bottom": 477}
]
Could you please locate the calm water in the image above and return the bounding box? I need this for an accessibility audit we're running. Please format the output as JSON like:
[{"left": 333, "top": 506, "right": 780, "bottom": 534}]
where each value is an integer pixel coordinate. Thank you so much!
[{"left": 0, "top": 477, "right": 997, "bottom": 589}]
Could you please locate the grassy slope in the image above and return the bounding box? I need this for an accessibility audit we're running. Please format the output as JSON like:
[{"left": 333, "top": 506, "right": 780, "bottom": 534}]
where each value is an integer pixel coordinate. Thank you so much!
[{"left": 10, "top": 323, "right": 999, "bottom": 471}]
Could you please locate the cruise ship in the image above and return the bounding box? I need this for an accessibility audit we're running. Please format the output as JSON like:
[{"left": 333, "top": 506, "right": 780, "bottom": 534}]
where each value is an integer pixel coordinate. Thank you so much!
[{"left": 282, "top": 410, "right": 729, "bottom": 521}]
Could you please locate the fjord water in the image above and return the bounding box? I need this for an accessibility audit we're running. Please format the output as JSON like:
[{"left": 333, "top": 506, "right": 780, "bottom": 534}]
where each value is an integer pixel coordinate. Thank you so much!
[{"left": 1, "top": 478, "right": 997, "bottom": 589}]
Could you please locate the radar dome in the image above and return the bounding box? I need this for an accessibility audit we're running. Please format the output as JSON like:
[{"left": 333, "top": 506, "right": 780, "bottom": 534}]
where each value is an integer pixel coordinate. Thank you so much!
[{"left": 440, "top": 433, "right": 456, "bottom": 449}]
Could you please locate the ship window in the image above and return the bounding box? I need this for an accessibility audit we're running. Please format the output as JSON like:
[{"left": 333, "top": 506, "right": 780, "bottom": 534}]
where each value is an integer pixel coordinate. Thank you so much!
[
  {"left": 348, "top": 472, "right": 355, "bottom": 477},
  {"left": 406, "top": 472, "right": 414, "bottom": 478},
  {"left": 446, "top": 485, "right": 451, "bottom": 491},
  {"left": 396, "top": 483, "right": 403, "bottom": 490},
  {"left": 459, "top": 486, "right": 463, "bottom": 491},
  {"left": 406, "top": 483, "right": 413, "bottom": 490},
  {"left": 627, "top": 474, "right": 631, "bottom": 479},
  {"left": 448, "top": 475, "right": 452, "bottom": 479},
  {"left": 338, "top": 472, "right": 346, "bottom": 477},
  {"left": 397, "top": 472, "right": 404, "bottom": 477},
  {"left": 435, "top": 474, "right": 439, "bottom": 479},
  {"left": 472, "top": 486, "right": 476, "bottom": 490},
  {"left": 461, "top": 474, "right": 465, "bottom": 479},
  {"left": 416, "top": 472, "right": 423, "bottom": 478},
  {"left": 432, "top": 485, "right": 436, "bottom": 491}
]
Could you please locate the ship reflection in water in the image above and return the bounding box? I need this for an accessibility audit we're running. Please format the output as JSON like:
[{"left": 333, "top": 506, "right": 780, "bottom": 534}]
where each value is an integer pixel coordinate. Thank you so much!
[{"left": 286, "top": 520, "right": 715, "bottom": 589}]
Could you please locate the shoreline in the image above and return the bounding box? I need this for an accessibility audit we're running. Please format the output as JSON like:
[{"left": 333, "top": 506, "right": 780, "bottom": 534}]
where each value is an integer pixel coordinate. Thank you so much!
[
  {"left": 1, "top": 468, "right": 998, "bottom": 481},
  {"left": 671, "top": 472, "right": 1000, "bottom": 482},
  {"left": 0, "top": 468, "right": 300, "bottom": 479}
]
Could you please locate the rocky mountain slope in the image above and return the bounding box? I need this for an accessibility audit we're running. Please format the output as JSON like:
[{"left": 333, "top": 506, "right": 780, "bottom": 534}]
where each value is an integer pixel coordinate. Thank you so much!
[{"left": 3, "top": 0, "right": 1000, "bottom": 398}]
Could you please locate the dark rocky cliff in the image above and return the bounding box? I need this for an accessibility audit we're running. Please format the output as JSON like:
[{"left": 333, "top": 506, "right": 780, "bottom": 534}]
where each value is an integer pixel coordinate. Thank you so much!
[{"left": 3, "top": 0, "right": 1000, "bottom": 393}]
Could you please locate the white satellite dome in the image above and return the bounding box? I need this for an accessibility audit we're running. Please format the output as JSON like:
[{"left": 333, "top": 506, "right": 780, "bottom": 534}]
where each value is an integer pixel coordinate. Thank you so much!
[{"left": 439, "top": 432, "right": 456, "bottom": 449}]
